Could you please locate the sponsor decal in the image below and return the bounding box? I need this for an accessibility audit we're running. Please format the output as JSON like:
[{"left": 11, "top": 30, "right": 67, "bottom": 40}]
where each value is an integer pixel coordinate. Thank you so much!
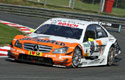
[
  {"left": 81, "top": 62, "right": 87, "bottom": 65},
  {"left": 100, "top": 58, "right": 105, "bottom": 63},
  {"left": 28, "top": 51, "right": 42, "bottom": 57},
  {"left": 84, "top": 53, "right": 89, "bottom": 57},
  {"left": 89, "top": 59, "right": 100, "bottom": 64},
  {"left": 59, "top": 56, "right": 72, "bottom": 59},
  {"left": 83, "top": 44, "right": 89, "bottom": 47},
  {"left": 109, "top": 39, "right": 114, "bottom": 42},
  {"left": 88, "top": 58, "right": 105, "bottom": 64},
  {"left": 17, "top": 50, "right": 25, "bottom": 53},
  {"left": 20, "top": 37, "right": 65, "bottom": 46},
  {"left": 45, "top": 54, "right": 56, "bottom": 58},
  {"left": 58, "top": 22, "right": 78, "bottom": 28},
  {"left": 50, "top": 19, "right": 84, "bottom": 28},
  {"left": 89, "top": 41, "right": 95, "bottom": 55},
  {"left": 11, "top": 48, "right": 25, "bottom": 54},
  {"left": 12, "top": 52, "right": 18, "bottom": 54}
]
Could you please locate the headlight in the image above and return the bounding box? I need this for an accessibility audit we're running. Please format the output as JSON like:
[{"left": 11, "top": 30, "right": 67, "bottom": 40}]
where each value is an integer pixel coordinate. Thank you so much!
[
  {"left": 53, "top": 47, "right": 68, "bottom": 54},
  {"left": 15, "top": 40, "right": 22, "bottom": 49}
]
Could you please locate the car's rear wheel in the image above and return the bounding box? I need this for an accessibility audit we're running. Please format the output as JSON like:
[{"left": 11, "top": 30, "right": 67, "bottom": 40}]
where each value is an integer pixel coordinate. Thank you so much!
[
  {"left": 107, "top": 47, "right": 115, "bottom": 66},
  {"left": 72, "top": 47, "right": 82, "bottom": 68}
]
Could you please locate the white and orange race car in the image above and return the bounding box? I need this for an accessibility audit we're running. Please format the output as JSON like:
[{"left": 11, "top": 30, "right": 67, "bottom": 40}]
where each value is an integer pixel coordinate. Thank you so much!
[{"left": 8, "top": 18, "right": 121, "bottom": 68}]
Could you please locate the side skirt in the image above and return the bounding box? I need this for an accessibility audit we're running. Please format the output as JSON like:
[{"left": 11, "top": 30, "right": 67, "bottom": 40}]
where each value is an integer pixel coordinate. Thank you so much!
[{"left": 79, "top": 56, "right": 107, "bottom": 67}]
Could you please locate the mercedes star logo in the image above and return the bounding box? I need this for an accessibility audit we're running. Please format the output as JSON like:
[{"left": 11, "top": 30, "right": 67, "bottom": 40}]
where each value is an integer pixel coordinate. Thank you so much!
[{"left": 34, "top": 44, "right": 39, "bottom": 51}]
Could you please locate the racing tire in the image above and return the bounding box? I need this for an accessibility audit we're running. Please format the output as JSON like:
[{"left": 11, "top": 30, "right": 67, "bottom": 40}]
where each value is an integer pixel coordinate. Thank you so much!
[
  {"left": 71, "top": 47, "right": 82, "bottom": 68},
  {"left": 107, "top": 47, "right": 115, "bottom": 66}
]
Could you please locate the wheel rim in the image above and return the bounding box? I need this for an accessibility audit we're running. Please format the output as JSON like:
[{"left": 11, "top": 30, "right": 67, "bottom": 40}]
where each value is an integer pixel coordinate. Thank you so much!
[
  {"left": 72, "top": 48, "right": 82, "bottom": 67},
  {"left": 108, "top": 48, "right": 115, "bottom": 66}
]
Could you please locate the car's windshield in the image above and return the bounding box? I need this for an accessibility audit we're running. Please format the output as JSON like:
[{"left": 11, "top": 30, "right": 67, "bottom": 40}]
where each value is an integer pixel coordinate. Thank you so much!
[{"left": 34, "top": 24, "right": 83, "bottom": 39}]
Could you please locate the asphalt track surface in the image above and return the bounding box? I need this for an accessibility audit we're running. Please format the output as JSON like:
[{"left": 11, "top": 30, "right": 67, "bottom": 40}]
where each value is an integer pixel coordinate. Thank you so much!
[{"left": 0, "top": 12, "right": 125, "bottom": 80}]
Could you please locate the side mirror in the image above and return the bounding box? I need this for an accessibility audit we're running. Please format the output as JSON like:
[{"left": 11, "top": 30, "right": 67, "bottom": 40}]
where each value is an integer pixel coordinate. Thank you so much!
[{"left": 30, "top": 29, "right": 35, "bottom": 33}]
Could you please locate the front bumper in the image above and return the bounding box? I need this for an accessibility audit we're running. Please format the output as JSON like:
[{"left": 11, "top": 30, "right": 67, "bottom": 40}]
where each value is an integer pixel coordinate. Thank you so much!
[
  {"left": 18, "top": 54, "right": 54, "bottom": 65},
  {"left": 8, "top": 50, "right": 73, "bottom": 66}
]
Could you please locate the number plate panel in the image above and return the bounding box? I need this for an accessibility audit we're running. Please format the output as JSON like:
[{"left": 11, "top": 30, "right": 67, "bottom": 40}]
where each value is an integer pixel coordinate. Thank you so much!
[{"left": 28, "top": 51, "right": 42, "bottom": 57}]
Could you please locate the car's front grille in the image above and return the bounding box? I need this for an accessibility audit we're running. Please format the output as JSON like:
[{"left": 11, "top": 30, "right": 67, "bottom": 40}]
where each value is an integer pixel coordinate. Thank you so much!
[
  {"left": 18, "top": 54, "right": 54, "bottom": 65},
  {"left": 24, "top": 43, "right": 52, "bottom": 53}
]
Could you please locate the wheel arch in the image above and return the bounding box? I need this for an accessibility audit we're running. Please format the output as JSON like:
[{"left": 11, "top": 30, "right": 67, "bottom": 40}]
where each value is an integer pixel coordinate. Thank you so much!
[
  {"left": 74, "top": 44, "right": 84, "bottom": 58},
  {"left": 68, "top": 43, "right": 84, "bottom": 57},
  {"left": 103, "top": 39, "right": 116, "bottom": 65},
  {"left": 71, "top": 45, "right": 83, "bottom": 68}
]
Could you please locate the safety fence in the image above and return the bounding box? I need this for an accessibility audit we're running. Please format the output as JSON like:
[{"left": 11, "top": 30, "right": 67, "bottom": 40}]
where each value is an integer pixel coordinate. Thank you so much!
[
  {"left": 0, "top": 3, "right": 125, "bottom": 30},
  {"left": 27, "top": 0, "right": 100, "bottom": 10}
]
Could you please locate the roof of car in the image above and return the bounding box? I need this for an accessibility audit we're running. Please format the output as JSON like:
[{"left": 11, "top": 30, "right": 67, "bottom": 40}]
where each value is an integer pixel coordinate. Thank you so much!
[{"left": 45, "top": 18, "right": 99, "bottom": 29}]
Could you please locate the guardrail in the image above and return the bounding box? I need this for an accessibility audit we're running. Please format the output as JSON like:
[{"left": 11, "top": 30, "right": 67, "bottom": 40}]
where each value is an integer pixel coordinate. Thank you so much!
[{"left": 0, "top": 3, "right": 125, "bottom": 27}]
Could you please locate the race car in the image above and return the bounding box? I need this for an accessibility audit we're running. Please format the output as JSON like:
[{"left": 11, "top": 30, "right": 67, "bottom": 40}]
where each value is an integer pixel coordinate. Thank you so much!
[{"left": 8, "top": 18, "right": 121, "bottom": 68}]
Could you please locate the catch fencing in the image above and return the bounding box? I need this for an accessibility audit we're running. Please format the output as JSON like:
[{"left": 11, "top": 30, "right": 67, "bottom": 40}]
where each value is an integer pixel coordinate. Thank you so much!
[{"left": 0, "top": 3, "right": 124, "bottom": 31}]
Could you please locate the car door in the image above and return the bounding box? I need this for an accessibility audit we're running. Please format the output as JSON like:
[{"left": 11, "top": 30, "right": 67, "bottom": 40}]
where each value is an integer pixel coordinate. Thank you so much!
[
  {"left": 94, "top": 24, "right": 109, "bottom": 56},
  {"left": 82, "top": 24, "right": 108, "bottom": 57}
]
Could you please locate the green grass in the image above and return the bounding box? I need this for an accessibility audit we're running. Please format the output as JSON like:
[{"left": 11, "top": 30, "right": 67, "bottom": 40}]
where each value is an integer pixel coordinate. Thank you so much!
[
  {"left": 40, "top": 0, "right": 69, "bottom": 7},
  {"left": 0, "top": 23, "right": 25, "bottom": 46},
  {"left": 112, "top": 8, "right": 125, "bottom": 16},
  {"left": 0, "top": 0, "right": 125, "bottom": 17}
]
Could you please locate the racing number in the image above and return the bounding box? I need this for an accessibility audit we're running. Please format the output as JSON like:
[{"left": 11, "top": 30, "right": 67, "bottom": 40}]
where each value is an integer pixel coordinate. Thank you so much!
[
  {"left": 96, "top": 40, "right": 102, "bottom": 53},
  {"left": 88, "top": 39, "right": 102, "bottom": 55}
]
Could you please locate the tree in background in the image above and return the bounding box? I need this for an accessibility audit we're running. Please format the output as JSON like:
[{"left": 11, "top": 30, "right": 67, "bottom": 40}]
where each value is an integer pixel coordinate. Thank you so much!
[
  {"left": 114, "top": 0, "right": 125, "bottom": 8},
  {"left": 120, "top": 0, "right": 125, "bottom": 8}
]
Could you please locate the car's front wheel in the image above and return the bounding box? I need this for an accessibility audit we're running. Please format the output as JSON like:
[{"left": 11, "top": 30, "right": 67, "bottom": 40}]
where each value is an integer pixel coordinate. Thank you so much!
[
  {"left": 72, "top": 47, "right": 82, "bottom": 68},
  {"left": 107, "top": 47, "right": 115, "bottom": 66}
]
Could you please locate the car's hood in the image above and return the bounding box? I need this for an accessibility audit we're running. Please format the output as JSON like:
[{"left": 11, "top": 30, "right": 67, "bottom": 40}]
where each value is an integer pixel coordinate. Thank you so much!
[{"left": 16, "top": 33, "right": 80, "bottom": 48}]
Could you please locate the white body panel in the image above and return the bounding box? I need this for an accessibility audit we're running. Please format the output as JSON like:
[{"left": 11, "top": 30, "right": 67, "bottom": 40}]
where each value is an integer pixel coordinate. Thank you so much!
[{"left": 30, "top": 18, "right": 121, "bottom": 67}]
